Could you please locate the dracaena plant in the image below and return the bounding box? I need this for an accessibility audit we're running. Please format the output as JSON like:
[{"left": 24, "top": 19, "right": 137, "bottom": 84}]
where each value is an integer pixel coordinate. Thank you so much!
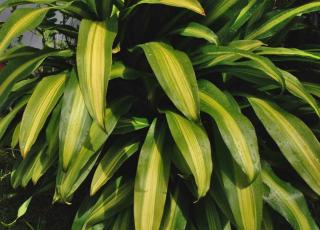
[{"left": 0, "top": 0, "right": 320, "bottom": 229}]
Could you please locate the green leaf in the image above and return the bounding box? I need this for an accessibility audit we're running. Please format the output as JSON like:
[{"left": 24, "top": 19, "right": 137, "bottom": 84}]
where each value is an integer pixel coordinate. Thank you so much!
[
  {"left": 0, "top": 196, "right": 32, "bottom": 227},
  {"left": 59, "top": 70, "right": 92, "bottom": 171},
  {"left": 248, "top": 97, "right": 320, "bottom": 195},
  {"left": 303, "top": 82, "right": 320, "bottom": 98},
  {"left": 195, "top": 46, "right": 284, "bottom": 87},
  {"left": 256, "top": 47, "right": 320, "bottom": 61},
  {"left": 160, "top": 184, "right": 188, "bottom": 230},
  {"left": 261, "top": 162, "right": 318, "bottom": 230},
  {"left": 246, "top": 2, "right": 320, "bottom": 39},
  {"left": 77, "top": 15, "right": 117, "bottom": 128},
  {"left": 139, "top": 42, "right": 200, "bottom": 121},
  {"left": 214, "top": 130, "right": 263, "bottom": 230},
  {"left": 0, "top": 7, "right": 49, "bottom": 55},
  {"left": 165, "top": 111, "right": 212, "bottom": 198},
  {"left": 204, "top": 0, "right": 238, "bottom": 25},
  {"left": 134, "top": 119, "right": 171, "bottom": 230},
  {"left": 72, "top": 177, "right": 134, "bottom": 230},
  {"left": 19, "top": 72, "right": 67, "bottom": 158},
  {"left": 0, "top": 46, "right": 37, "bottom": 62},
  {"left": 126, "top": 0, "right": 205, "bottom": 16},
  {"left": 111, "top": 208, "right": 133, "bottom": 230},
  {"left": 0, "top": 97, "right": 28, "bottom": 140},
  {"left": 198, "top": 80, "right": 260, "bottom": 182},
  {"left": 113, "top": 116, "right": 150, "bottom": 134},
  {"left": 91, "top": 137, "right": 140, "bottom": 195},
  {"left": 55, "top": 96, "right": 134, "bottom": 202},
  {"left": 0, "top": 49, "right": 72, "bottom": 110},
  {"left": 195, "top": 197, "right": 223, "bottom": 230},
  {"left": 31, "top": 102, "right": 61, "bottom": 184},
  {"left": 281, "top": 70, "right": 320, "bottom": 117},
  {"left": 172, "top": 22, "right": 219, "bottom": 44},
  {"left": 110, "top": 61, "right": 141, "bottom": 80}
]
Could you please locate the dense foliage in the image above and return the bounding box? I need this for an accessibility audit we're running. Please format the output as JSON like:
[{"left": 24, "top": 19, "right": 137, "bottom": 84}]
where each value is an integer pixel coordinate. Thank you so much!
[{"left": 0, "top": 0, "right": 320, "bottom": 229}]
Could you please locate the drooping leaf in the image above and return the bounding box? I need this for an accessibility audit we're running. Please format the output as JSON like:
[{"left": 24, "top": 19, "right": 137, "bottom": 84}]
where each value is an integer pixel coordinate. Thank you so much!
[
  {"left": 134, "top": 119, "right": 171, "bottom": 230},
  {"left": 72, "top": 177, "right": 134, "bottom": 230},
  {"left": 113, "top": 116, "right": 150, "bottom": 134},
  {"left": 303, "top": 82, "right": 320, "bottom": 98},
  {"left": 165, "top": 111, "right": 212, "bottom": 198},
  {"left": 261, "top": 162, "right": 318, "bottom": 230},
  {"left": 59, "top": 70, "right": 92, "bottom": 171},
  {"left": 0, "top": 49, "right": 72, "bottom": 110},
  {"left": 0, "top": 7, "right": 49, "bottom": 55},
  {"left": 172, "top": 22, "right": 219, "bottom": 44},
  {"left": 54, "top": 96, "right": 134, "bottom": 202},
  {"left": 214, "top": 130, "right": 263, "bottom": 230},
  {"left": 245, "top": 2, "right": 320, "bottom": 39},
  {"left": 139, "top": 42, "right": 200, "bottom": 121},
  {"left": 19, "top": 72, "right": 67, "bottom": 158},
  {"left": 126, "top": 0, "right": 205, "bottom": 16},
  {"left": 77, "top": 15, "right": 117, "bottom": 128},
  {"left": 204, "top": 0, "right": 238, "bottom": 25},
  {"left": 91, "top": 137, "right": 140, "bottom": 195},
  {"left": 111, "top": 208, "right": 133, "bottom": 230},
  {"left": 248, "top": 97, "right": 320, "bottom": 195},
  {"left": 0, "top": 97, "right": 28, "bottom": 140},
  {"left": 195, "top": 197, "right": 223, "bottom": 230},
  {"left": 198, "top": 80, "right": 260, "bottom": 181},
  {"left": 280, "top": 70, "right": 320, "bottom": 117},
  {"left": 160, "top": 184, "right": 188, "bottom": 230},
  {"left": 194, "top": 46, "right": 284, "bottom": 87},
  {"left": 256, "top": 47, "right": 320, "bottom": 61}
]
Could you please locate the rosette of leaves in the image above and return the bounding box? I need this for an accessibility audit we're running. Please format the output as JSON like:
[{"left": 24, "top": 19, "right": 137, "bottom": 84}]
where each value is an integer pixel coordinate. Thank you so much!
[{"left": 0, "top": 0, "right": 320, "bottom": 229}]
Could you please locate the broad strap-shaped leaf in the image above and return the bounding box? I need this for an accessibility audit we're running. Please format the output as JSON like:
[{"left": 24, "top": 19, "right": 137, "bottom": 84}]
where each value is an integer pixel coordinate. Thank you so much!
[
  {"left": 77, "top": 15, "right": 117, "bottom": 128},
  {"left": 160, "top": 184, "right": 188, "bottom": 230},
  {"left": 261, "top": 162, "right": 318, "bottom": 230},
  {"left": 110, "top": 61, "right": 141, "bottom": 80},
  {"left": 194, "top": 46, "right": 284, "bottom": 87},
  {"left": 91, "top": 137, "right": 140, "bottom": 195},
  {"left": 111, "top": 208, "right": 133, "bottom": 230},
  {"left": 248, "top": 97, "right": 320, "bottom": 195},
  {"left": 0, "top": 7, "right": 49, "bottom": 55},
  {"left": 32, "top": 102, "right": 61, "bottom": 184},
  {"left": 134, "top": 119, "right": 171, "bottom": 230},
  {"left": 55, "top": 96, "right": 134, "bottom": 202},
  {"left": 214, "top": 130, "right": 263, "bottom": 230},
  {"left": 246, "top": 2, "right": 320, "bottom": 39},
  {"left": 113, "top": 116, "right": 150, "bottom": 135},
  {"left": 11, "top": 143, "right": 46, "bottom": 188},
  {"left": 11, "top": 122, "right": 21, "bottom": 148},
  {"left": 166, "top": 111, "right": 212, "bottom": 197},
  {"left": 195, "top": 197, "right": 223, "bottom": 230},
  {"left": 59, "top": 70, "right": 92, "bottom": 171},
  {"left": 303, "top": 82, "right": 320, "bottom": 98},
  {"left": 19, "top": 73, "right": 66, "bottom": 158},
  {"left": 139, "top": 42, "right": 200, "bottom": 121},
  {"left": 0, "top": 49, "right": 72, "bottom": 109},
  {"left": 126, "top": 0, "right": 205, "bottom": 16},
  {"left": 0, "top": 0, "right": 56, "bottom": 12},
  {"left": 281, "top": 70, "right": 320, "bottom": 117},
  {"left": 72, "top": 177, "right": 134, "bottom": 230},
  {"left": 0, "top": 97, "right": 28, "bottom": 140},
  {"left": 0, "top": 46, "right": 37, "bottom": 62},
  {"left": 198, "top": 80, "right": 260, "bottom": 181},
  {"left": 229, "top": 0, "right": 259, "bottom": 32},
  {"left": 172, "top": 22, "right": 219, "bottom": 44},
  {"left": 256, "top": 47, "right": 320, "bottom": 61},
  {"left": 204, "top": 0, "right": 238, "bottom": 25}
]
